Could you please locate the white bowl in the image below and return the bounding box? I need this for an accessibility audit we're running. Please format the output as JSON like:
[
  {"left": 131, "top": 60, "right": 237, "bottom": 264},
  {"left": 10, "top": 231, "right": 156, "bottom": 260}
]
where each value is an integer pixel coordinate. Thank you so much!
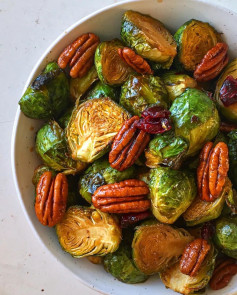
[{"left": 11, "top": 0, "right": 237, "bottom": 294}]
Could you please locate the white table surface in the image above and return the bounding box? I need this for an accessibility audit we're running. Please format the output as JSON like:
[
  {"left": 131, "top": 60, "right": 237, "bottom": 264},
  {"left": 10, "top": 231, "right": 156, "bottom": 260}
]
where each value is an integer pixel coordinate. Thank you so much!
[{"left": 1, "top": 0, "right": 237, "bottom": 294}]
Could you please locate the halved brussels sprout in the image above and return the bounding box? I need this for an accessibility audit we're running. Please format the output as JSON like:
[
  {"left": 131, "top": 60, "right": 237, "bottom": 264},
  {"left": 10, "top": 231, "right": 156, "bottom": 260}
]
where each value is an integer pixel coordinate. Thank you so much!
[
  {"left": 19, "top": 62, "right": 69, "bottom": 119},
  {"left": 160, "top": 244, "right": 217, "bottom": 295},
  {"left": 58, "top": 106, "right": 73, "bottom": 129},
  {"left": 149, "top": 167, "right": 196, "bottom": 224},
  {"left": 132, "top": 223, "right": 193, "bottom": 275},
  {"left": 161, "top": 71, "right": 197, "bottom": 101},
  {"left": 56, "top": 206, "right": 121, "bottom": 257},
  {"left": 79, "top": 158, "right": 136, "bottom": 203},
  {"left": 120, "top": 75, "right": 169, "bottom": 116},
  {"left": 183, "top": 178, "right": 232, "bottom": 226},
  {"left": 104, "top": 243, "right": 148, "bottom": 284},
  {"left": 36, "top": 121, "right": 86, "bottom": 174},
  {"left": 86, "top": 81, "right": 119, "bottom": 102},
  {"left": 95, "top": 39, "right": 134, "bottom": 86},
  {"left": 170, "top": 88, "right": 220, "bottom": 156},
  {"left": 145, "top": 130, "right": 188, "bottom": 169},
  {"left": 32, "top": 165, "right": 56, "bottom": 186},
  {"left": 66, "top": 98, "right": 129, "bottom": 163},
  {"left": 174, "top": 19, "right": 221, "bottom": 71},
  {"left": 69, "top": 66, "right": 98, "bottom": 102},
  {"left": 121, "top": 10, "right": 177, "bottom": 69},
  {"left": 214, "top": 215, "right": 237, "bottom": 259},
  {"left": 228, "top": 130, "right": 237, "bottom": 189},
  {"left": 215, "top": 59, "right": 237, "bottom": 123}
]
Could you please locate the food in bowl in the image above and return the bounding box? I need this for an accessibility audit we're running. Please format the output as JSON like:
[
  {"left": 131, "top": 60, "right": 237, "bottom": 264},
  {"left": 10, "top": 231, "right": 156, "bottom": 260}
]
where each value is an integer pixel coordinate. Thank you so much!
[{"left": 18, "top": 9, "right": 237, "bottom": 295}]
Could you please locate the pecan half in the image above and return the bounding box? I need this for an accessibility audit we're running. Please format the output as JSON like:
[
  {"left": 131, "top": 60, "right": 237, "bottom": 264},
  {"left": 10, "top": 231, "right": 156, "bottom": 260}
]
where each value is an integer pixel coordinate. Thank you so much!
[
  {"left": 118, "top": 47, "right": 153, "bottom": 75},
  {"left": 180, "top": 238, "right": 211, "bottom": 277},
  {"left": 57, "top": 33, "right": 100, "bottom": 78},
  {"left": 194, "top": 43, "right": 229, "bottom": 82},
  {"left": 210, "top": 259, "right": 237, "bottom": 290},
  {"left": 197, "top": 142, "right": 229, "bottom": 202},
  {"left": 220, "top": 122, "right": 237, "bottom": 133},
  {"left": 35, "top": 172, "right": 68, "bottom": 227},
  {"left": 92, "top": 179, "right": 150, "bottom": 214},
  {"left": 109, "top": 116, "right": 150, "bottom": 171}
]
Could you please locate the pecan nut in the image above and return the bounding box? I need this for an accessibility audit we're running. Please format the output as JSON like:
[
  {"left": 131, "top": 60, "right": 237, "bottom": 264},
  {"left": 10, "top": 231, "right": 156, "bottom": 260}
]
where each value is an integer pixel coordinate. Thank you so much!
[
  {"left": 210, "top": 259, "right": 237, "bottom": 290},
  {"left": 92, "top": 179, "right": 151, "bottom": 214},
  {"left": 57, "top": 33, "right": 100, "bottom": 78},
  {"left": 197, "top": 141, "right": 229, "bottom": 202},
  {"left": 118, "top": 47, "right": 153, "bottom": 75},
  {"left": 109, "top": 116, "right": 150, "bottom": 171},
  {"left": 35, "top": 171, "right": 68, "bottom": 227},
  {"left": 220, "top": 122, "right": 237, "bottom": 133},
  {"left": 180, "top": 238, "right": 211, "bottom": 277},
  {"left": 194, "top": 43, "right": 229, "bottom": 82}
]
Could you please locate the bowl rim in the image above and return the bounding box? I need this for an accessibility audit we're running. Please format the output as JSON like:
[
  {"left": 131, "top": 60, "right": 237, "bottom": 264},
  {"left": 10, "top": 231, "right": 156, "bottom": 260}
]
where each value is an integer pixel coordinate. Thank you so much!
[{"left": 11, "top": 0, "right": 237, "bottom": 294}]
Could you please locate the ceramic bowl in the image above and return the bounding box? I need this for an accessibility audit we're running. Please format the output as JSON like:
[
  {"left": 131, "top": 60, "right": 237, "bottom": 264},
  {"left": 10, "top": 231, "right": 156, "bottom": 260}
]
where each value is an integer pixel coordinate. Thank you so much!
[{"left": 11, "top": 0, "right": 237, "bottom": 294}]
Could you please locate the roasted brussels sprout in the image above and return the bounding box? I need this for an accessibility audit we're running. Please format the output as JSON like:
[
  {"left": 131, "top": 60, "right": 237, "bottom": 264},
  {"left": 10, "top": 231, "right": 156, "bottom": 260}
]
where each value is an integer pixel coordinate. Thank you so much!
[
  {"left": 95, "top": 39, "right": 134, "bottom": 86},
  {"left": 56, "top": 206, "right": 121, "bottom": 257},
  {"left": 79, "top": 158, "right": 136, "bottom": 203},
  {"left": 149, "top": 167, "right": 196, "bottom": 224},
  {"left": 104, "top": 243, "right": 148, "bottom": 284},
  {"left": 174, "top": 19, "right": 221, "bottom": 71},
  {"left": 160, "top": 244, "right": 217, "bottom": 295},
  {"left": 183, "top": 178, "right": 232, "bottom": 226},
  {"left": 32, "top": 165, "right": 56, "bottom": 186},
  {"left": 215, "top": 59, "right": 237, "bottom": 123},
  {"left": 19, "top": 62, "right": 69, "bottom": 119},
  {"left": 145, "top": 130, "right": 188, "bottom": 169},
  {"left": 132, "top": 223, "right": 193, "bottom": 275},
  {"left": 120, "top": 75, "right": 169, "bottom": 116},
  {"left": 66, "top": 98, "right": 129, "bottom": 163},
  {"left": 228, "top": 130, "right": 237, "bottom": 189},
  {"left": 36, "top": 121, "right": 86, "bottom": 174},
  {"left": 170, "top": 88, "right": 220, "bottom": 156},
  {"left": 121, "top": 11, "right": 177, "bottom": 69},
  {"left": 214, "top": 215, "right": 237, "bottom": 259},
  {"left": 69, "top": 66, "right": 98, "bottom": 102},
  {"left": 161, "top": 71, "right": 197, "bottom": 101},
  {"left": 58, "top": 106, "right": 73, "bottom": 129},
  {"left": 86, "top": 81, "right": 119, "bottom": 102}
]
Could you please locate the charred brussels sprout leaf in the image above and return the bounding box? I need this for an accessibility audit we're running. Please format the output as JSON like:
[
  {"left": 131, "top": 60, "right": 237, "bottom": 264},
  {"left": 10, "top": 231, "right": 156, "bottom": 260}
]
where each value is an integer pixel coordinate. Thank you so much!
[
  {"left": 132, "top": 223, "right": 193, "bottom": 275},
  {"left": 228, "top": 130, "right": 237, "bottom": 189},
  {"left": 160, "top": 244, "right": 217, "bottom": 295},
  {"left": 214, "top": 216, "right": 237, "bottom": 259},
  {"left": 86, "top": 81, "right": 119, "bottom": 102},
  {"left": 66, "top": 98, "right": 130, "bottom": 163},
  {"left": 183, "top": 178, "right": 232, "bottom": 226},
  {"left": 70, "top": 66, "right": 98, "bottom": 102},
  {"left": 215, "top": 59, "right": 237, "bottom": 123},
  {"left": 79, "top": 158, "right": 136, "bottom": 203},
  {"left": 19, "top": 62, "right": 69, "bottom": 119},
  {"left": 56, "top": 206, "right": 121, "bottom": 257},
  {"left": 32, "top": 165, "right": 56, "bottom": 186},
  {"left": 120, "top": 75, "right": 169, "bottom": 116},
  {"left": 161, "top": 71, "right": 197, "bottom": 101},
  {"left": 174, "top": 19, "right": 221, "bottom": 71},
  {"left": 170, "top": 88, "right": 220, "bottom": 156},
  {"left": 149, "top": 167, "right": 196, "bottom": 224},
  {"left": 121, "top": 10, "right": 177, "bottom": 69},
  {"left": 95, "top": 39, "right": 134, "bottom": 86},
  {"left": 145, "top": 130, "right": 188, "bottom": 169},
  {"left": 36, "top": 121, "right": 86, "bottom": 174},
  {"left": 104, "top": 243, "right": 148, "bottom": 284}
]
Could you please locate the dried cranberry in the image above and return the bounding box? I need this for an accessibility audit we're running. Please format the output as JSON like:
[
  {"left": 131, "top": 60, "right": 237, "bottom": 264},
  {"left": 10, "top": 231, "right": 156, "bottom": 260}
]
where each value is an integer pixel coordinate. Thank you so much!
[
  {"left": 120, "top": 210, "right": 151, "bottom": 228},
  {"left": 220, "top": 75, "right": 237, "bottom": 106},
  {"left": 201, "top": 222, "right": 216, "bottom": 240},
  {"left": 136, "top": 106, "right": 172, "bottom": 134}
]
